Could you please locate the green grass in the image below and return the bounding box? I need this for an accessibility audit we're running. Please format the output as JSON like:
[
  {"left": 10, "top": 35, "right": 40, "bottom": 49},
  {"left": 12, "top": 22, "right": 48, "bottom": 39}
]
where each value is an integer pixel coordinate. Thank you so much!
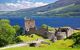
[
  {"left": 2, "top": 33, "right": 80, "bottom": 50},
  {"left": 3, "top": 35, "right": 75, "bottom": 50},
  {"left": 4, "top": 46, "right": 80, "bottom": 50},
  {"left": 17, "top": 34, "right": 74, "bottom": 48},
  {"left": 18, "top": 34, "right": 43, "bottom": 42}
]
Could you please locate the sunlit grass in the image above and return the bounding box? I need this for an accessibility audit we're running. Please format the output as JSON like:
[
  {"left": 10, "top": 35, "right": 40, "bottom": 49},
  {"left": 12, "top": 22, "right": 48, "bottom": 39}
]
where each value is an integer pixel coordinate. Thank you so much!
[
  {"left": 18, "top": 34, "right": 43, "bottom": 42},
  {"left": 3, "top": 31, "right": 80, "bottom": 50},
  {"left": 4, "top": 46, "right": 80, "bottom": 50},
  {"left": 73, "top": 30, "right": 80, "bottom": 33}
]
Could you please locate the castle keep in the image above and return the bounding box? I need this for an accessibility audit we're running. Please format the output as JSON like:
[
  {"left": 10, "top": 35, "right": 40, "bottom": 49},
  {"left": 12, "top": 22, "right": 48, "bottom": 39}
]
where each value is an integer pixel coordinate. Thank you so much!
[{"left": 25, "top": 18, "right": 36, "bottom": 34}]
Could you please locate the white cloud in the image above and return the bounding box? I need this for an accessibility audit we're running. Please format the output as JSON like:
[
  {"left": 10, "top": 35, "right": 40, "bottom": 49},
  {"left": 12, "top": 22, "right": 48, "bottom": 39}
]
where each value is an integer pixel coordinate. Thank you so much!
[{"left": 0, "top": 0, "right": 48, "bottom": 11}]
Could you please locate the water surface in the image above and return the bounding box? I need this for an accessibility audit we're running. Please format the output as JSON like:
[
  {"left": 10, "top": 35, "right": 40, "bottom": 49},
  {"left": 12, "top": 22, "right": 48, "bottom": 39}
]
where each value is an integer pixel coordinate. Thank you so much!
[{"left": 0, "top": 16, "right": 80, "bottom": 28}]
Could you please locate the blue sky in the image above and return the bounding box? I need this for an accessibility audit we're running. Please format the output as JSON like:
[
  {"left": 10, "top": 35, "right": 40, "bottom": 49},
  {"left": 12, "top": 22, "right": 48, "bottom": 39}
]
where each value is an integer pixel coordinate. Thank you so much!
[
  {"left": 0, "top": 0, "right": 58, "bottom": 11},
  {"left": 0, "top": 0, "right": 58, "bottom": 3}
]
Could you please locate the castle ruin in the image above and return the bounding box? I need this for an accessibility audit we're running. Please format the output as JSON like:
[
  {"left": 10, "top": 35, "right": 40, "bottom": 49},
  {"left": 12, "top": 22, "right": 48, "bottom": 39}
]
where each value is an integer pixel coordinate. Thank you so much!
[
  {"left": 24, "top": 17, "right": 74, "bottom": 42},
  {"left": 24, "top": 18, "right": 36, "bottom": 34}
]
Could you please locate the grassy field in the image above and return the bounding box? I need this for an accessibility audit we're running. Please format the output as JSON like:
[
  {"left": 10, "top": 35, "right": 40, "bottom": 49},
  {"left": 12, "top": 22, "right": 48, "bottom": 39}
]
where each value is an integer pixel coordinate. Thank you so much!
[
  {"left": 3, "top": 34, "right": 76, "bottom": 50},
  {"left": 4, "top": 46, "right": 80, "bottom": 50},
  {"left": 18, "top": 34, "right": 43, "bottom": 42},
  {"left": 2, "top": 31, "right": 80, "bottom": 50}
]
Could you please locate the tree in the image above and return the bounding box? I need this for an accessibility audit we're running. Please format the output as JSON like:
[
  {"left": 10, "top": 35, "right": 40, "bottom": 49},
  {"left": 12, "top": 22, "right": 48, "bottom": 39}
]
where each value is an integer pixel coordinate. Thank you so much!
[
  {"left": 41, "top": 24, "right": 48, "bottom": 29},
  {"left": 13, "top": 25, "right": 23, "bottom": 36},
  {"left": 41, "top": 24, "right": 55, "bottom": 31},
  {"left": 0, "top": 19, "right": 16, "bottom": 46},
  {"left": 48, "top": 26, "right": 55, "bottom": 31},
  {"left": 0, "top": 19, "right": 10, "bottom": 24},
  {"left": 13, "top": 25, "right": 20, "bottom": 30},
  {"left": 69, "top": 32, "right": 80, "bottom": 48},
  {"left": 71, "top": 32, "right": 80, "bottom": 44}
]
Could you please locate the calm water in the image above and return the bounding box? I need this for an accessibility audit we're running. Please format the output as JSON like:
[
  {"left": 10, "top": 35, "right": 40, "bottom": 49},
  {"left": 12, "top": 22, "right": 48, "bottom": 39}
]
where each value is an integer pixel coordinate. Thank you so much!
[{"left": 0, "top": 16, "right": 80, "bottom": 28}]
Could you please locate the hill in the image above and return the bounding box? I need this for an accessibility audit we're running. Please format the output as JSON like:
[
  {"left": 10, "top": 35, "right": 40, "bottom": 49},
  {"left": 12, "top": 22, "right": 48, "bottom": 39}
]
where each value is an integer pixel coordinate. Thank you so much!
[{"left": 1, "top": 0, "right": 80, "bottom": 16}]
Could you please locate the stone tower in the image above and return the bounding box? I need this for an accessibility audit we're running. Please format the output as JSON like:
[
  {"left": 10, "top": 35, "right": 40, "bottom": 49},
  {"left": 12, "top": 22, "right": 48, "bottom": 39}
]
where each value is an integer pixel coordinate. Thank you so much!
[{"left": 24, "top": 17, "right": 36, "bottom": 34}]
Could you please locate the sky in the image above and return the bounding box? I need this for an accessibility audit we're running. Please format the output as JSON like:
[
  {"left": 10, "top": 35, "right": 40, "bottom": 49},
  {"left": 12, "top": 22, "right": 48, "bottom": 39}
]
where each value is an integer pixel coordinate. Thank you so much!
[
  {"left": 0, "top": 0, "right": 58, "bottom": 11},
  {"left": 0, "top": 0, "right": 58, "bottom": 3}
]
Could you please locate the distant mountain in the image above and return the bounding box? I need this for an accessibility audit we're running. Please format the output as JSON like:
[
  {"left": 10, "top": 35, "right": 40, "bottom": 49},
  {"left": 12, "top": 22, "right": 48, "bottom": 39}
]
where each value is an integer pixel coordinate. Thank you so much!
[
  {"left": 0, "top": 1, "right": 48, "bottom": 11},
  {"left": 1, "top": 0, "right": 80, "bottom": 16}
]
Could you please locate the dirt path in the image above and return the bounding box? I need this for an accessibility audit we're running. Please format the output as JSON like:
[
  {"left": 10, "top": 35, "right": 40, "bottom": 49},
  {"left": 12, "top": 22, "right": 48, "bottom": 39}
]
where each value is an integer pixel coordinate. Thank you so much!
[
  {"left": 0, "top": 39, "right": 44, "bottom": 50},
  {"left": 0, "top": 43, "right": 28, "bottom": 50}
]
